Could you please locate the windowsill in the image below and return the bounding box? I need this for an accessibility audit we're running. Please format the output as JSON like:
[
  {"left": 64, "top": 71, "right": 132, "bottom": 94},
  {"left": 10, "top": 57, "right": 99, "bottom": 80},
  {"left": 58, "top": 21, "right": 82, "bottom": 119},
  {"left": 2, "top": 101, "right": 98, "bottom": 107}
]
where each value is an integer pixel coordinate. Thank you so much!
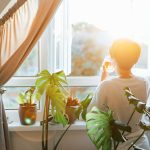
[{"left": 8, "top": 120, "right": 86, "bottom": 132}]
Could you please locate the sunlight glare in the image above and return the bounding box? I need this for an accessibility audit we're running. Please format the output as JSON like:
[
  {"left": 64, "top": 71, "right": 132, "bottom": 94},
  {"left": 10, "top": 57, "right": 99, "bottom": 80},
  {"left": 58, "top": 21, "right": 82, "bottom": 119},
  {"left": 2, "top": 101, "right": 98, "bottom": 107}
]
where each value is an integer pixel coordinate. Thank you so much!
[{"left": 70, "top": 0, "right": 150, "bottom": 42}]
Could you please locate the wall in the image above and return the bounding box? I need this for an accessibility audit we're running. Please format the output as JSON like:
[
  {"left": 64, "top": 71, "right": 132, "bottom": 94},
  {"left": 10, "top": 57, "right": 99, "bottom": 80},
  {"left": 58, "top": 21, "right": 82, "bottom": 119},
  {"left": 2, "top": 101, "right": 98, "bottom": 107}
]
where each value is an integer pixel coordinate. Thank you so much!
[{"left": 10, "top": 130, "right": 96, "bottom": 150}]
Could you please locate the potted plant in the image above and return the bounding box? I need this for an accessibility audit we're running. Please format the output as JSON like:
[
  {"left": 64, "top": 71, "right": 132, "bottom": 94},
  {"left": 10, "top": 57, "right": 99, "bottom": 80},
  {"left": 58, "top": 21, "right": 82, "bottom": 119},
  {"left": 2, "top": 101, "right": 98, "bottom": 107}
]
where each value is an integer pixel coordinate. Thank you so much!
[
  {"left": 34, "top": 69, "right": 93, "bottom": 150},
  {"left": 17, "top": 87, "right": 37, "bottom": 125},
  {"left": 86, "top": 87, "right": 150, "bottom": 150},
  {"left": 53, "top": 94, "right": 93, "bottom": 150},
  {"left": 34, "top": 70, "right": 69, "bottom": 150},
  {"left": 65, "top": 96, "right": 80, "bottom": 124}
]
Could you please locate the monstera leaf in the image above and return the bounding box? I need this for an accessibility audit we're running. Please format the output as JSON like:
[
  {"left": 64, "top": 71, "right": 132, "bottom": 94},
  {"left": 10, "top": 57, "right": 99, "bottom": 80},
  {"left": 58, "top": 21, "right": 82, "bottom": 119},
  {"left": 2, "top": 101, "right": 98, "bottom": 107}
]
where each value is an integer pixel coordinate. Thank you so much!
[
  {"left": 86, "top": 107, "right": 131, "bottom": 150},
  {"left": 35, "top": 70, "right": 68, "bottom": 101},
  {"left": 86, "top": 107, "right": 113, "bottom": 150},
  {"left": 47, "top": 85, "right": 67, "bottom": 126},
  {"left": 35, "top": 70, "right": 69, "bottom": 150}
]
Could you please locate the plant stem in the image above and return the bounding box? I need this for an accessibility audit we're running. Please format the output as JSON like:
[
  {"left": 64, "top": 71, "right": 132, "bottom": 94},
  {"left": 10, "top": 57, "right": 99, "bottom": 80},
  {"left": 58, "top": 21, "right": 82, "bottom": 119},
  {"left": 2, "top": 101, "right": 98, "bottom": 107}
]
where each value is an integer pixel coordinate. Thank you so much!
[
  {"left": 115, "top": 108, "right": 136, "bottom": 149},
  {"left": 30, "top": 93, "right": 32, "bottom": 105},
  {"left": 113, "top": 139, "right": 117, "bottom": 150},
  {"left": 53, "top": 124, "right": 71, "bottom": 150},
  {"left": 42, "top": 95, "right": 50, "bottom": 150},
  {"left": 127, "top": 130, "right": 145, "bottom": 150},
  {"left": 42, "top": 95, "right": 46, "bottom": 150},
  {"left": 115, "top": 142, "right": 119, "bottom": 150},
  {"left": 122, "top": 108, "right": 136, "bottom": 135},
  {"left": 128, "top": 108, "right": 136, "bottom": 125},
  {"left": 143, "top": 109, "right": 150, "bottom": 118}
]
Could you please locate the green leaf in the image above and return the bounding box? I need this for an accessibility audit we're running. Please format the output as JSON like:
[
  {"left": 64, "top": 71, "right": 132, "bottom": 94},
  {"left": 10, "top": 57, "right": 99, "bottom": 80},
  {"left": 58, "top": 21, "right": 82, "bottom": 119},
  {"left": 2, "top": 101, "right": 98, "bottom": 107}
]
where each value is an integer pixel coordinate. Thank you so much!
[
  {"left": 75, "top": 106, "right": 82, "bottom": 119},
  {"left": 17, "top": 92, "right": 25, "bottom": 104},
  {"left": 86, "top": 107, "right": 113, "bottom": 150},
  {"left": 35, "top": 70, "right": 69, "bottom": 128},
  {"left": 17, "top": 87, "right": 36, "bottom": 104},
  {"left": 37, "top": 70, "right": 50, "bottom": 77},
  {"left": 47, "top": 86, "right": 66, "bottom": 113},
  {"left": 86, "top": 107, "right": 131, "bottom": 150},
  {"left": 76, "top": 94, "right": 92, "bottom": 121},
  {"left": 35, "top": 76, "right": 49, "bottom": 87},
  {"left": 54, "top": 111, "right": 68, "bottom": 127},
  {"left": 35, "top": 80, "right": 49, "bottom": 100},
  {"left": 51, "top": 71, "right": 68, "bottom": 92}
]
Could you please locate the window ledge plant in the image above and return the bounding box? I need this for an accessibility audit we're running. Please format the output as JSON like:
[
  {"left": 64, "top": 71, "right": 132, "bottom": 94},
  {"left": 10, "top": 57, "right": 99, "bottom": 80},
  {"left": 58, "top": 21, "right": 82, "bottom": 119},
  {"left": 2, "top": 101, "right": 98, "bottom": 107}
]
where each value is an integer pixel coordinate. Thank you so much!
[
  {"left": 34, "top": 70, "right": 69, "bottom": 150},
  {"left": 17, "top": 87, "right": 37, "bottom": 125}
]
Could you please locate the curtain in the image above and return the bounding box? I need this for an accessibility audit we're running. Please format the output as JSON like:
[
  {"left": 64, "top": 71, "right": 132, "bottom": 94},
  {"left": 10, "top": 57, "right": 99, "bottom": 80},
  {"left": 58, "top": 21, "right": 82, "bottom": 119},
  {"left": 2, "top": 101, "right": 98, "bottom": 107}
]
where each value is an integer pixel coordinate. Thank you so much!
[
  {"left": 0, "top": 89, "right": 10, "bottom": 150},
  {"left": 0, "top": 0, "right": 61, "bottom": 149}
]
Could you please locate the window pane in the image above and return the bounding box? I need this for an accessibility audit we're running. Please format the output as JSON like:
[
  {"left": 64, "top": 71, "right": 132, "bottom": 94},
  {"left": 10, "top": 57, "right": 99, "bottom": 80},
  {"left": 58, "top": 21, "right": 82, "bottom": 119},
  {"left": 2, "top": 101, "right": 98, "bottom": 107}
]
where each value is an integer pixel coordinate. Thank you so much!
[
  {"left": 71, "top": 24, "right": 108, "bottom": 76},
  {"left": 134, "top": 44, "right": 148, "bottom": 69},
  {"left": 3, "top": 87, "right": 39, "bottom": 110},
  {"left": 14, "top": 44, "right": 39, "bottom": 76},
  {"left": 69, "top": 0, "right": 149, "bottom": 76},
  {"left": 69, "top": 86, "right": 96, "bottom": 100}
]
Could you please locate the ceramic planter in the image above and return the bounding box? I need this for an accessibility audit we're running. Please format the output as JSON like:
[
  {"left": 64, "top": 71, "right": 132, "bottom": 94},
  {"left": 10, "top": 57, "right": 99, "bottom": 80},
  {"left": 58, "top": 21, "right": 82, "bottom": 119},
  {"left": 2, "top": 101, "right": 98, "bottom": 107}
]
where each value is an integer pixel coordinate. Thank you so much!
[
  {"left": 65, "top": 106, "right": 78, "bottom": 124},
  {"left": 19, "top": 103, "right": 37, "bottom": 125}
]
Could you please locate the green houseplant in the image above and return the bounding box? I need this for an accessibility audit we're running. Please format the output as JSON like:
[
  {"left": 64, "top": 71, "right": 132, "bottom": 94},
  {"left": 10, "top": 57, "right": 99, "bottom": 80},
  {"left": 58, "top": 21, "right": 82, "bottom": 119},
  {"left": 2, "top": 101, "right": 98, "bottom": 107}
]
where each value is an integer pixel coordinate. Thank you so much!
[
  {"left": 86, "top": 87, "right": 150, "bottom": 150},
  {"left": 65, "top": 96, "right": 80, "bottom": 124},
  {"left": 34, "top": 69, "right": 93, "bottom": 150},
  {"left": 34, "top": 70, "right": 69, "bottom": 150},
  {"left": 53, "top": 94, "right": 93, "bottom": 150},
  {"left": 17, "top": 87, "right": 37, "bottom": 125}
]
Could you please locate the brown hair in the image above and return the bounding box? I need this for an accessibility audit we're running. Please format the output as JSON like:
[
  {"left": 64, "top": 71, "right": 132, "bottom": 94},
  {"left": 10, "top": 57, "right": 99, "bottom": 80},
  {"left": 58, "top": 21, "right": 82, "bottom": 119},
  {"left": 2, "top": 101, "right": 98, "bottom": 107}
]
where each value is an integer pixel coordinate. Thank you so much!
[{"left": 109, "top": 39, "right": 141, "bottom": 70}]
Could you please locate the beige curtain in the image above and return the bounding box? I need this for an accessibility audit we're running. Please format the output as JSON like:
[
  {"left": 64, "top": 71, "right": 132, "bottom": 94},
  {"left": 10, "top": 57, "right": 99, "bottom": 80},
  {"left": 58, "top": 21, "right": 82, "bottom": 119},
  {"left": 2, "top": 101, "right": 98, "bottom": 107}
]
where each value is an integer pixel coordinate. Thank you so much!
[
  {"left": 0, "top": 0, "right": 61, "bottom": 85},
  {"left": 0, "top": 0, "right": 61, "bottom": 150}
]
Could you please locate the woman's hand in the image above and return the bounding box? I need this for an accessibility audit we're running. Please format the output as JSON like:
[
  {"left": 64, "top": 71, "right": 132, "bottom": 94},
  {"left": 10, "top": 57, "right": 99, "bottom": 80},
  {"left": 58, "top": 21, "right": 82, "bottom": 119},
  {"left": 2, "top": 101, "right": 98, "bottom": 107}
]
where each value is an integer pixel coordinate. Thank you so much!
[{"left": 100, "top": 63, "right": 109, "bottom": 81}]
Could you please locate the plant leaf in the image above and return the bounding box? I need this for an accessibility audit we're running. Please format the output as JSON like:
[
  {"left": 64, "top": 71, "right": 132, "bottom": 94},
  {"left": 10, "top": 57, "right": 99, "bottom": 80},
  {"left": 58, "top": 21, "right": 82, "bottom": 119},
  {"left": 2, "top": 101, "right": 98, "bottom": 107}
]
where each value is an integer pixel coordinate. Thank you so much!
[
  {"left": 17, "top": 92, "right": 25, "bottom": 104},
  {"left": 136, "top": 102, "right": 146, "bottom": 113},
  {"left": 54, "top": 111, "right": 68, "bottom": 127},
  {"left": 124, "top": 87, "right": 140, "bottom": 106},
  {"left": 37, "top": 70, "right": 50, "bottom": 77},
  {"left": 35, "top": 70, "right": 69, "bottom": 128},
  {"left": 86, "top": 107, "right": 113, "bottom": 150},
  {"left": 76, "top": 94, "right": 92, "bottom": 121},
  {"left": 139, "top": 121, "right": 150, "bottom": 131}
]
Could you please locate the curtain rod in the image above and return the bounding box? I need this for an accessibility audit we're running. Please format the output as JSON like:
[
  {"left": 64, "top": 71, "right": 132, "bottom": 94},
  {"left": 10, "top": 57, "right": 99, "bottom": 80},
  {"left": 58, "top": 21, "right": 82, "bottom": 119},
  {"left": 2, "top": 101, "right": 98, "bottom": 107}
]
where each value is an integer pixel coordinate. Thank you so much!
[{"left": 0, "top": 0, "right": 27, "bottom": 26}]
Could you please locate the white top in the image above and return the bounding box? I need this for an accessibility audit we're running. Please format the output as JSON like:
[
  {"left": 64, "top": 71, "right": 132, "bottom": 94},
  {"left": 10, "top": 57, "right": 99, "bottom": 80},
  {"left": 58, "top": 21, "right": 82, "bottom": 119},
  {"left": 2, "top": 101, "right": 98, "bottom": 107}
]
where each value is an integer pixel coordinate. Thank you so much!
[{"left": 92, "top": 75, "right": 150, "bottom": 149}]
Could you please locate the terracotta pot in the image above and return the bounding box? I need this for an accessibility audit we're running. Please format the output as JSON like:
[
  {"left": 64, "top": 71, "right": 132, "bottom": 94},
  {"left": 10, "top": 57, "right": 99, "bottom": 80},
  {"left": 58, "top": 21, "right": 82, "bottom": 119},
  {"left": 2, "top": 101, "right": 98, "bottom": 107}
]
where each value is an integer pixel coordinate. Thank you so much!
[
  {"left": 19, "top": 103, "right": 37, "bottom": 125},
  {"left": 65, "top": 106, "right": 78, "bottom": 124}
]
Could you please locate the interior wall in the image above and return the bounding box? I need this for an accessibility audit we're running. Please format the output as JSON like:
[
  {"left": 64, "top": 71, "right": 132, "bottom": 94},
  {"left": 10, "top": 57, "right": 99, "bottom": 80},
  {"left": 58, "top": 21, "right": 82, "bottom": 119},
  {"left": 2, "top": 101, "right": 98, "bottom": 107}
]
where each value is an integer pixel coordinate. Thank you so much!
[{"left": 10, "top": 130, "right": 96, "bottom": 150}]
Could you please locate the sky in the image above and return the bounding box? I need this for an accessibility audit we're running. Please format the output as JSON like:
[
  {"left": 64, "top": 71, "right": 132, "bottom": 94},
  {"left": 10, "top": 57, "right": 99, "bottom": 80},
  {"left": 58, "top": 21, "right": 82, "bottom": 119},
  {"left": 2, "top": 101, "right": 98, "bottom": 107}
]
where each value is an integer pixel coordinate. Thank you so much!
[{"left": 69, "top": 0, "right": 150, "bottom": 43}]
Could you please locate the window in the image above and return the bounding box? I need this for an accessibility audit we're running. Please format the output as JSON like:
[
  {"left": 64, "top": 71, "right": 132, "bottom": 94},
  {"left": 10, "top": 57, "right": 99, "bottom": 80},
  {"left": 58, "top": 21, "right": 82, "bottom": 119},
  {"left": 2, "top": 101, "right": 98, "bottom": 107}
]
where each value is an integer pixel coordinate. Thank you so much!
[
  {"left": 68, "top": 0, "right": 150, "bottom": 77},
  {"left": 4, "top": 0, "right": 150, "bottom": 121},
  {"left": 4, "top": 43, "right": 40, "bottom": 107},
  {"left": 14, "top": 45, "right": 39, "bottom": 77}
]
